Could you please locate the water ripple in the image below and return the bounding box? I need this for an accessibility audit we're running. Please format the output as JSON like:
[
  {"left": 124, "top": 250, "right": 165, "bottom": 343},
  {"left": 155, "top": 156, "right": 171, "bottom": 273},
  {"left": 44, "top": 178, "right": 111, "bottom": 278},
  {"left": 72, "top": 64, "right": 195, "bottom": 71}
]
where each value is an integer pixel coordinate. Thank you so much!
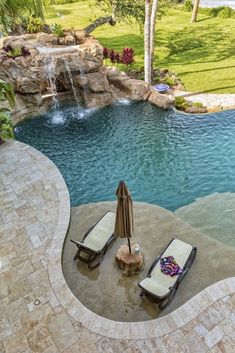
[{"left": 15, "top": 102, "right": 235, "bottom": 211}]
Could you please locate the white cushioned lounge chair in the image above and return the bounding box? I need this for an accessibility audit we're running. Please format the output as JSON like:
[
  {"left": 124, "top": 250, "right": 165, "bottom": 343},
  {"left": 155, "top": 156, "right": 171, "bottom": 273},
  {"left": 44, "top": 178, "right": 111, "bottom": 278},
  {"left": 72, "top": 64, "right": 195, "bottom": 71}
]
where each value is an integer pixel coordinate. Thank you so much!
[
  {"left": 138, "top": 237, "right": 197, "bottom": 309},
  {"left": 71, "top": 211, "right": 116, "bottom": 269}
]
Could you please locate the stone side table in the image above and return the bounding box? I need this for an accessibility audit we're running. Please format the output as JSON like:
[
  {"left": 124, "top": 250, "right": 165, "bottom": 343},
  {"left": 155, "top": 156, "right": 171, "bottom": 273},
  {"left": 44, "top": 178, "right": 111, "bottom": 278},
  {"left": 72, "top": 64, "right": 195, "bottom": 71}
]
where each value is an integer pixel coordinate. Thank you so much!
[{"left": 115, "top": 243, "right": 144, "bottom": 276}]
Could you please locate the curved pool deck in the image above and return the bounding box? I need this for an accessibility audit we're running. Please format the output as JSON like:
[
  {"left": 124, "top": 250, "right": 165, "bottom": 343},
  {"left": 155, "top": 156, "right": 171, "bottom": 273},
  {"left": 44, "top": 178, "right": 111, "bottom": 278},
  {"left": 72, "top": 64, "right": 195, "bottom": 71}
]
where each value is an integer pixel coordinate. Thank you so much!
[{"left": 0, "top": 141, "right": 234, "bottom": 353}]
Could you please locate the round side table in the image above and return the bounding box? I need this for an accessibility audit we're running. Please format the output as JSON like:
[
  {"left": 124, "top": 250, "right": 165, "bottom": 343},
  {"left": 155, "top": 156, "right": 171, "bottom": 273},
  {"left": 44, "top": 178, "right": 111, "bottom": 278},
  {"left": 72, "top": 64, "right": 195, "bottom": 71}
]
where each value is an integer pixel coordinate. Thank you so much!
[{"left": 115, "top": 242, "right": 144, "bottom": 276}]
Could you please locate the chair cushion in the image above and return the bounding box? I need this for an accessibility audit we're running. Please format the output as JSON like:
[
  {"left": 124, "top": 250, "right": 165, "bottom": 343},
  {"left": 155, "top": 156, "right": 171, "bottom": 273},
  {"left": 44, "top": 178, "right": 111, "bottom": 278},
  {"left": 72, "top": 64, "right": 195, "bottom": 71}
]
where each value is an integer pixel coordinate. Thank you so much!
[
  {"left": 83, "top": 211, "right": 116, "bottom": 251},
  {"left": 139, "top": 238, "right": 193, "bottom": 298}
]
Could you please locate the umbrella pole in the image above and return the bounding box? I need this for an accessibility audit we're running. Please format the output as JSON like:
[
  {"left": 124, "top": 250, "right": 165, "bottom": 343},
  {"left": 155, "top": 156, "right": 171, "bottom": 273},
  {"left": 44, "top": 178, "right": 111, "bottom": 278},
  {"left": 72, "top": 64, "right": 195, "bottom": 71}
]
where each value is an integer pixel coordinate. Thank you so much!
[{"left": 127, "top": 238, "right": 131, "bottom": 254}]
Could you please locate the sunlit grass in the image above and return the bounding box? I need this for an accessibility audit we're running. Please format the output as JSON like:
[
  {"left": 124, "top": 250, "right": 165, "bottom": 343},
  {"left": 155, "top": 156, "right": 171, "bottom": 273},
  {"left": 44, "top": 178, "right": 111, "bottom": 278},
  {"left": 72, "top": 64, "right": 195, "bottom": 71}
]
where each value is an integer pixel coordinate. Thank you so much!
[{"left": 46, "top": 2, "right": 235, "bottom": 93}]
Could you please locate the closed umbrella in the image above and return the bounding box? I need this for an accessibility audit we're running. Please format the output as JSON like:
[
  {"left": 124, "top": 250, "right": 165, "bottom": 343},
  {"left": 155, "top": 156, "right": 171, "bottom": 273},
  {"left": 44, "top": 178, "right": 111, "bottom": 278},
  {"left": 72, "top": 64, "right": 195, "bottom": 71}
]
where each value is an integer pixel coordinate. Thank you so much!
[{"left": 114, "top": 180, "right": 134, "bottom": 253}]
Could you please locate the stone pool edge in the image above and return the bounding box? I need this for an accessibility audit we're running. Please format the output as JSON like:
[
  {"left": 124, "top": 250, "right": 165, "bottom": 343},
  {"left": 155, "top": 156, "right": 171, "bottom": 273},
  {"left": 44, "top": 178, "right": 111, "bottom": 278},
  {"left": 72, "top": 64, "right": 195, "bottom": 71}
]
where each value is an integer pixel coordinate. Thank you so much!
[{"left": 41, "top": 144, "right": 235, "bottom": 340}]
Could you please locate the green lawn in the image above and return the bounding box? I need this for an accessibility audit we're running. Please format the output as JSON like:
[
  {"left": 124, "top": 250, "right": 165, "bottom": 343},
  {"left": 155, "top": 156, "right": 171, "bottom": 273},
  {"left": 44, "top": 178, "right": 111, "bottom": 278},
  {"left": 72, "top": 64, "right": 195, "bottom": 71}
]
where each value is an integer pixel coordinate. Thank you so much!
[{"left": 46, "top": 2, "right": 235, "bottom": 93}]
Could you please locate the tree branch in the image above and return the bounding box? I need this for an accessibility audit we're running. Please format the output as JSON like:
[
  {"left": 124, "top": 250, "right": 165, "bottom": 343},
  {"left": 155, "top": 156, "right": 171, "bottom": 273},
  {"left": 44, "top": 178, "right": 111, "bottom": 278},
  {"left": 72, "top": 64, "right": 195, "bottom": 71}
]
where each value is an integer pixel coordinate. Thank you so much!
[{"left": 83, "top": 16, "right": 116, "bottom": 35}]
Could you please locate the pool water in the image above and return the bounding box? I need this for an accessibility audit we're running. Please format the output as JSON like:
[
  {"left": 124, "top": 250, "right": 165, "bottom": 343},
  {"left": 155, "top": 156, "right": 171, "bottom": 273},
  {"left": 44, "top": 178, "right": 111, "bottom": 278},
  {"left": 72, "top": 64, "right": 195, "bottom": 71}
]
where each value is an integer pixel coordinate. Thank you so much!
[{"left": 15, "top": 102, "right": 235, "bottom": 211}]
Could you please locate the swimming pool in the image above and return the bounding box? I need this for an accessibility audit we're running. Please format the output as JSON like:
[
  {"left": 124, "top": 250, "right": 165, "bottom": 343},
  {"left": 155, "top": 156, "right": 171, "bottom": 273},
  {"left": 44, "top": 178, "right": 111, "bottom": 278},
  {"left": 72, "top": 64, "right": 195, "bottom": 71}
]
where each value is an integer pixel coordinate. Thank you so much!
[{"left": 15, "top": 101, "right": 235, "bottom": 211}]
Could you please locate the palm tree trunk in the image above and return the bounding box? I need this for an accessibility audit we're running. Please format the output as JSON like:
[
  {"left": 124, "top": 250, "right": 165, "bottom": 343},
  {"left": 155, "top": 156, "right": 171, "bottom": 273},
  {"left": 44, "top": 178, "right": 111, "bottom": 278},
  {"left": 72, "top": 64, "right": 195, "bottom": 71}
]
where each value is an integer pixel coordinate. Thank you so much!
[
  {"left": 191, "top": 0, "right": 200, "bottom": 23},
  {"left": 150, "top": 0, "right": 159, "bottom": 83},
  {"left": 144, "top": 0, "right": 151, "bottom": 84},
  {"left": 112, "top": 0, "right": 117, "bottom": 22}
]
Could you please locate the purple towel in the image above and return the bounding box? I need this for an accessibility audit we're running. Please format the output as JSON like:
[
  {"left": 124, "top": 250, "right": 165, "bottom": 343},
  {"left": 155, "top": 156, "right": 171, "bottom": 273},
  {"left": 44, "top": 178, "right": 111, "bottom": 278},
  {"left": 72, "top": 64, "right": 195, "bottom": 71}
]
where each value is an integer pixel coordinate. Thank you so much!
[{"left": 160, "top": 256, "right": 182, "bottom": 276}]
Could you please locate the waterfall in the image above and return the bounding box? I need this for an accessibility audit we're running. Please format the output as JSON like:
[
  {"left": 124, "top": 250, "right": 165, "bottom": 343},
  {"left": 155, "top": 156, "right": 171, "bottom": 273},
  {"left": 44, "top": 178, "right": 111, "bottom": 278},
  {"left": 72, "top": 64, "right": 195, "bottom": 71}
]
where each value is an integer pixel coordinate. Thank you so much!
[
  {"left": 43, "top": 51, "right": 90, "bottom": 122},
  {"left": 44, "top": 55, "right": 64, "bottom": 124},
  {"left": 63, "top": 59, "right": 80, "bottom": 108},
  {"left": 77, "top": 60, "right": 89, "bottom": 103}
]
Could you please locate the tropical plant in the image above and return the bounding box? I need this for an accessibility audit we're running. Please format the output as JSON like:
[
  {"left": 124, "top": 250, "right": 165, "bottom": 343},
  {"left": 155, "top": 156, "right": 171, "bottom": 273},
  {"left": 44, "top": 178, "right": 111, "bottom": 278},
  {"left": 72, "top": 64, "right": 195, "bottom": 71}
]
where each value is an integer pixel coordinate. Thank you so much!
[
  {"left": 26, "top": 16, "right": 44, "bottom": 33},
  {"left": 0, "top": 79, "right": 15, "bottom": 108},
  {"left": 0, "top": 0, "right": 46, "bottom": 34},
  {"left": 121, "top": 47, "right": 135, "bottom": 65},
  {"left": 50, "top": 23, "right": 64, "bottom": 37},
  {"left": 174, "top": 96, "right": 189, "bottom": 111},
  {"left": 103, "top": 46, "right": 135, "bottom": 66},
  {"left": 184, "top": 0, "right": 192, "bottom": 12},
  {"left": 0, "top": 80, "right": 15, "bottom": 142},
  {"left": 3, "top": 45, "right": 30, "bottom": 60},
  {"left": 0, "top": 112, "right": 14, "bottom": 142},
  {"left": 218, "top": 6, "right": 233, "bottom": 18}
]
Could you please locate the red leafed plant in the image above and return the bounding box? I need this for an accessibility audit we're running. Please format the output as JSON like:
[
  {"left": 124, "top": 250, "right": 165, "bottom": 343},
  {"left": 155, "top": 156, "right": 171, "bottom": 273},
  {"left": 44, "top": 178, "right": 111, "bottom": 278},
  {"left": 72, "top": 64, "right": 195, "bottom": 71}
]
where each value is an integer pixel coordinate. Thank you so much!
[
  {"left": 103, "top": 46, "right": 135, "bottom": 66},
  {"left": 121, "top": 48, "right": 135, "bottom": 65},
  {"left": 103, "top": 47, "right": 109, "bottom": 59},
  {"left": 109, "top": 49, "right": 117, "bottom": 63}
]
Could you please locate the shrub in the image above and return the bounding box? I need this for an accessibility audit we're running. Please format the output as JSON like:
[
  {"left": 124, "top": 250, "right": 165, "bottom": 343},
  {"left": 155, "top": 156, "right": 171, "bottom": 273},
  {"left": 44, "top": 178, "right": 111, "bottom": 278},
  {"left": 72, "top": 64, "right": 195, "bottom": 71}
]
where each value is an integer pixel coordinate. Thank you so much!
[
  {"left": 6, "top": 47, "right": 22, "bottom": 58},
  {"left": 50, "top": 23, "right": 64, "bottom": 37},
  {"left": 218, "top": 6, "right": 233, "bottom": 18},
  {"left": 193, "top": 102, "right": 203, "bottom": 108},
  {"left": 0, "top": 79, "right": 15, "bottom": 142},
  {"left": 164, "top": 77, "right": 175, "bottom": 86},
  {"left": 174, "top": 96, "right": 189, "bottom": 111},
  {"left": 3, "top": 45, "right": 30, "bottom": 60},
  {"left": 199, "top": 6, "right": 235, "bottom": 18},
  {"left": 27, "top": 17, "right": 43, "bottom": 33},
  {"left": 184, "top": 0, "right": 193, "bottom": 12},
  {"left": 0, "top": 112, "right": 14, "bottom": 141}
]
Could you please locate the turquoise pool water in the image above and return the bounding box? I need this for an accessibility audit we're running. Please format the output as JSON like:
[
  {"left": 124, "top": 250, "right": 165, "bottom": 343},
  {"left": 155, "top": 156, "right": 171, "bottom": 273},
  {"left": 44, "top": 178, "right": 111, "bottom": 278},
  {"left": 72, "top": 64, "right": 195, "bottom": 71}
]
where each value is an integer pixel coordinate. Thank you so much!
[{"left": 15, "top": 102, "right": 235, "bottom": 211}]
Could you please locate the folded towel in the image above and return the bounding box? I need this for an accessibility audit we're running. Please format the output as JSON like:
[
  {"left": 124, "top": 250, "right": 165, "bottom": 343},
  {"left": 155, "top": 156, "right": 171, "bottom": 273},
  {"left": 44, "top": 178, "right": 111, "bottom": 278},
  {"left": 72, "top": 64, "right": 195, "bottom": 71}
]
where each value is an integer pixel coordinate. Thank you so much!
[{"left": 160, "top": 256, "right": 182, "bottom": 276}]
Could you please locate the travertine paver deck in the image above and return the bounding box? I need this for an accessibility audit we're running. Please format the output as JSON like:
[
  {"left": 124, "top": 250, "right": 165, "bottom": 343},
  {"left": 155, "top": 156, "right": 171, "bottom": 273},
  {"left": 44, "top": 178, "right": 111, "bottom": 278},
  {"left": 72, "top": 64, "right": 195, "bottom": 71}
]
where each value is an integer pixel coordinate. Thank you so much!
[
  {"left": 172, "top": 90, "right": 235, "bottom": 111},
  {"left": 0, "top": 141, "right": 234, "bottom": 353}
]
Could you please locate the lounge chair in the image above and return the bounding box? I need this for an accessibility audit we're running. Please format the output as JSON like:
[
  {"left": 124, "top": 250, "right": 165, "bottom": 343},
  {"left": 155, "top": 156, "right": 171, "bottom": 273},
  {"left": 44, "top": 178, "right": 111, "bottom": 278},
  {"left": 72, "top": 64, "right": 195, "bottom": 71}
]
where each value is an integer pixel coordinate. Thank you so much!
[
  {"left": 138, "top": 237, "right": 197, "bottom": 309},
  {"left": 71, "top": 211, "right": 116, "bottom": 269}
]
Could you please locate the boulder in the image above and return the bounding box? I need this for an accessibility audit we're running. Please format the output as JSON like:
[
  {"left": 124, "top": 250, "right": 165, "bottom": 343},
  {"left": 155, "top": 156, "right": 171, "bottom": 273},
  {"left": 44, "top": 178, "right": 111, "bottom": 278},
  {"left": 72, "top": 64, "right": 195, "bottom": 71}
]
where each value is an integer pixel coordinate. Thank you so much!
[
  {"left": 58, "top": 35, "right": 76, "bottom": 46},
  {"left": 148, "top": 90, "right": 174, "bottom": 109},
  {"left": 85, "top": 69, "right": 110, "bottom": 92},
  {"left": 124, "top": 79, "right": 150, "bottom": 101},
  {"left": 106, "top": 67, "right": 150, "bottom": 100},
  {"left": 185, "top": 106, "right": 208, "bottom": 114},
  {"left": 15, "top": 77, "right": 41, "bottom": 94},
  {"left": 72, "top": 30, "right": 86, "bottom": 44},
  {"left": 11, "top": 93, "right": 43, "bottom": 123},
  {"left": 83, "top": 92, "right": 112, "bottom": 108}
]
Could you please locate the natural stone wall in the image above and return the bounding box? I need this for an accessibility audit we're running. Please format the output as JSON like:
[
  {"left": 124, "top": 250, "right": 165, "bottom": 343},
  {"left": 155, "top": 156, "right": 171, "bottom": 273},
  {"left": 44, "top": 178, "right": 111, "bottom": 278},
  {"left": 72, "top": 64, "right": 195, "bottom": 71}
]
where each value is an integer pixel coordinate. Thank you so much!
[{"left": 0, "top": 32, "right": 173, "bottom": 122}]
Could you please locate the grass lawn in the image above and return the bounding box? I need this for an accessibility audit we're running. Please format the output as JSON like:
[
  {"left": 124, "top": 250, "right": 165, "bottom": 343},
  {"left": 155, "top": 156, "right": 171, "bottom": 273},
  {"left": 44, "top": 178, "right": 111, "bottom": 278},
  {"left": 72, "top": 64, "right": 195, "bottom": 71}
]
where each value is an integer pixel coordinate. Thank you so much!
[{"left": 46, "top": 2, "right": 235, "bottom": 93}]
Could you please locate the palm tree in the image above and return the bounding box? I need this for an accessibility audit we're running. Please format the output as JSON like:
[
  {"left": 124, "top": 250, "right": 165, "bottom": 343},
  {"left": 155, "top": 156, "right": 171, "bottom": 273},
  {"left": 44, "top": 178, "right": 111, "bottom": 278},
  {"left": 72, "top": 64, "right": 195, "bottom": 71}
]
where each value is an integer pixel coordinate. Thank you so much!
[
  {"left": 150, "top": 0, "right": 159, "bottom": 82},
  {"left": 144, "top": 0, "right": 159, "bottom": 84},
  {"left": 144, "top": 0, "right": 151, "bottom": 84},
  {"left": 191, "top": 0, "right": 200, "bottom": 23},
  {"left": 0, "top": 0, "right": 45, "bottom": 33}
]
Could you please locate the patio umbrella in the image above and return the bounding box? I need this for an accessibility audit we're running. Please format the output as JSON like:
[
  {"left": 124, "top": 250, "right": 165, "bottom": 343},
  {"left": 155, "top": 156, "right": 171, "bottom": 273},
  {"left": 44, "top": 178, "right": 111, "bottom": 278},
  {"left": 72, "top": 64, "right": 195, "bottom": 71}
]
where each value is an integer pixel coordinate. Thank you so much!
[{"left": 114, "top": 180, "right": 134, "bottom": 254}]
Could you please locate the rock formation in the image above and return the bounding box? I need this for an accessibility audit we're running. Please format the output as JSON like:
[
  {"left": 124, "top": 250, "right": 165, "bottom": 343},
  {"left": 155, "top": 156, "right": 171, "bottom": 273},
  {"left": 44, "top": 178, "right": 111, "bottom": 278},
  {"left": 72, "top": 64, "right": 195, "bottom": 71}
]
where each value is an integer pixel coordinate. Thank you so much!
[{"left": 0, "top": 32, "right": 173, "bottom": 123}]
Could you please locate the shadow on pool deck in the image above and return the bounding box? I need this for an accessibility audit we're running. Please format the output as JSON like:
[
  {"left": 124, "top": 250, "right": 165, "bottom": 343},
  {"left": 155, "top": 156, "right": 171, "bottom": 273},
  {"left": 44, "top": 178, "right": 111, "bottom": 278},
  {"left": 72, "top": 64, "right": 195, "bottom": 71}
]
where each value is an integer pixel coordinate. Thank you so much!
[{"left": 62, "top": 201, "right": 235, "bottom": 322}]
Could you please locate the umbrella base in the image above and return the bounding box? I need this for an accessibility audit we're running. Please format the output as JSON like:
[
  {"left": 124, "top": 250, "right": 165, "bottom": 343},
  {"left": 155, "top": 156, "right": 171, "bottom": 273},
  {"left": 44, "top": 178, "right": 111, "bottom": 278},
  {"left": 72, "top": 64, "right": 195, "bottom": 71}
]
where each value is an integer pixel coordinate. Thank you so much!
[{"left": 115, "top": 243, "right": 144, "bottom": 276}]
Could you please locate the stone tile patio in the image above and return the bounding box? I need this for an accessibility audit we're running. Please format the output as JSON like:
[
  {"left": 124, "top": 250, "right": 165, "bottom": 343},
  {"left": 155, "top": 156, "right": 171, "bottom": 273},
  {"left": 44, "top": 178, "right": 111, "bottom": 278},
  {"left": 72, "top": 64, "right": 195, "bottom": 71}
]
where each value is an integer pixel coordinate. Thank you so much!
[
  {"left": 0, "top": 141, "right": 234, "bottom": 353},
  {"left": 172, "top": 91, "right": 235, "bottom": 112}
]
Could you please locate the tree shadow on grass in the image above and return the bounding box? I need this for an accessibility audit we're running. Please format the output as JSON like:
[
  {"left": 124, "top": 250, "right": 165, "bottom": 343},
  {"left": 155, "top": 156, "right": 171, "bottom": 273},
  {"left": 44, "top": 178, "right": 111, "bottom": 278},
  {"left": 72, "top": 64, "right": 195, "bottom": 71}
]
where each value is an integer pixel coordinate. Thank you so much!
[
  {"left": 196, "top": 17, "right": 214, "bottom": 23},
  {"left": 180, "top": 65, "right": 235, "bottom": 75},
  {"left": 180, "top": 84, "right": 235, "bottom": 95},
  {"left": 158, "top": 23, "right": 235, "bottom": 66}
]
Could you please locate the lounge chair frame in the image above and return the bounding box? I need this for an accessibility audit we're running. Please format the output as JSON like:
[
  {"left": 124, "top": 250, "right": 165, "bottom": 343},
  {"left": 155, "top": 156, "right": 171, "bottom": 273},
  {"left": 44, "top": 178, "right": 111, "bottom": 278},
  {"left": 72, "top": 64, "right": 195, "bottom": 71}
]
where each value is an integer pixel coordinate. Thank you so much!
[
  {"left": 71, "top": 211, "right": 116, "bottom": 269},
  {"left": 138, "top": 237, "right": 197, "bottom": 309}
]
